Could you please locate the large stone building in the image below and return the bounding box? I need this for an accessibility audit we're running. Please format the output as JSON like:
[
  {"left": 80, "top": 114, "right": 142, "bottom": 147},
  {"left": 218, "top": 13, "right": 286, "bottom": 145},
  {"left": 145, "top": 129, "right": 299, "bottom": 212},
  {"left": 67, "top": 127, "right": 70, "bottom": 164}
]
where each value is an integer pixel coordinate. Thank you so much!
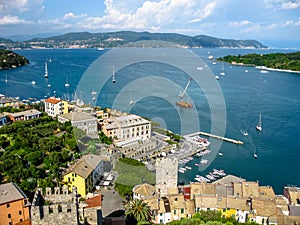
[
  {"left": 58, "top": 111, "right": 98, "bottom": 136},
  {"left": 101, "top": 114, "right": 151, "bottom": 142},
  {"left": 31, "top": 187, "right": 78, "bottom": 225},
  {"left": 0, "top": 183, "right": 31, "bottom": 225}
]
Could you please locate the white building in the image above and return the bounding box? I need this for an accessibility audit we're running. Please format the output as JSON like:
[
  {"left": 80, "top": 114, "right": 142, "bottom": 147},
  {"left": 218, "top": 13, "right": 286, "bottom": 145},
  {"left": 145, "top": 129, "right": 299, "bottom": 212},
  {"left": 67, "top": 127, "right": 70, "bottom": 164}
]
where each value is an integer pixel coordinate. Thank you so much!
[
  {"left": 101, "top": 114, "right": 151, "bottom": 142},
  {"left": 44, "top": 97, "right": 68, "bottom": 117},
  {"left": 58, "top": 112, "right": 98, "bottom": 135}
]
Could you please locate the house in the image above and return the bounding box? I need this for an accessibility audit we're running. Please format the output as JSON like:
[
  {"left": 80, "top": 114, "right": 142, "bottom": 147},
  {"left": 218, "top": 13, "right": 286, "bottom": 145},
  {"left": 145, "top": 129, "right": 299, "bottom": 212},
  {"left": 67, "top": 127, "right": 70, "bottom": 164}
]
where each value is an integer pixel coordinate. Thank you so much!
[
  {"left": 82, "top": 194, "right": 102, "bottom": 225},
  {"left": 0, "top": 183, "right": 31, "bottom": 225},
  {"left": 63, "top": 154, "right": 110, "bottom": 197},
  {"left": 6, "top": 109, "right": 42, "bottom": 122},
  {"left": 0, "top": 94, "right": 20, "bottom": 108},
  {"left": 133, "top": 183, "right": 156, "bottom": 200},
  {"left": 44, "top": 97, "right": 69, "bottom": 117},
  {"left": 101, "top": 114, "right": 151, "bottom": 142},
  {"left": 0, "top": 113, "right": 7, "bottom": 127},
  {"left": 58, "top": 112, "right": 98, "bottom": 136}
]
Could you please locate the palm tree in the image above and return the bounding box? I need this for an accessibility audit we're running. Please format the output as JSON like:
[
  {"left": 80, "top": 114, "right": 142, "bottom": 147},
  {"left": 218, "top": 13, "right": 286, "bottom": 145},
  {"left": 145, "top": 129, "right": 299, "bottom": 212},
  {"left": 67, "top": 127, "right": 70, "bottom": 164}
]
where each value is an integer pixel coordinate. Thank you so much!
[{"left": 124, "top": 198, "right": 152, "bottom": 223}]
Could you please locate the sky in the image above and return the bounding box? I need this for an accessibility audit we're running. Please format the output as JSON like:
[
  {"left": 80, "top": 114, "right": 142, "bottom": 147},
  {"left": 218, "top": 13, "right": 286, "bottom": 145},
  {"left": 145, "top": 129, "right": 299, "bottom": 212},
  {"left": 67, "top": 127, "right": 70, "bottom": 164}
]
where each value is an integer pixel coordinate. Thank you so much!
[{"left": 0, "top": 0, "right": 300, "bottom": 48}]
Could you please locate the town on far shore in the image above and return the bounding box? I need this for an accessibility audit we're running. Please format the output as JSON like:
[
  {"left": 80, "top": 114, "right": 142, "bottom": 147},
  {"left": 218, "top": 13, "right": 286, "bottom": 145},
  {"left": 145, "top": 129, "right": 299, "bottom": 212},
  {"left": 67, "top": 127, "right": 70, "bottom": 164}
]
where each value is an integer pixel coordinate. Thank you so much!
[{"left": 0, "top": 93, "right": 300, "bottom": 225}]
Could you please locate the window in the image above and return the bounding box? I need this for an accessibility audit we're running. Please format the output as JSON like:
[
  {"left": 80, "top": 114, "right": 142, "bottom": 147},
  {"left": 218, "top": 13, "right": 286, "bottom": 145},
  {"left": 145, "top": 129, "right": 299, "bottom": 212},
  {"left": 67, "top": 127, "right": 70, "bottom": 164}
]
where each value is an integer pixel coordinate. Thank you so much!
[
  {"left": 181, "top": 208, "right": 184, "bottom": 214},
  {"left": 160, "top": 213, "right": 163, "bottom": 216},
  {"left": 223, "top": 208, "right": 226, "bottom": 212},
  {"left": 68, "top": 177, "right": 70, "bottom": 182},
  {"left": 174, "top": 210, "right": 176, "bottom": 214},
  {"left": 19, "top": 211, "right": 22, "bottom": 215},
  {"left": 8, "top": 214, "right": 11, "bottom": 218},
  {"left": 6, "top": 203, "right": 10, "bottom": 208}
]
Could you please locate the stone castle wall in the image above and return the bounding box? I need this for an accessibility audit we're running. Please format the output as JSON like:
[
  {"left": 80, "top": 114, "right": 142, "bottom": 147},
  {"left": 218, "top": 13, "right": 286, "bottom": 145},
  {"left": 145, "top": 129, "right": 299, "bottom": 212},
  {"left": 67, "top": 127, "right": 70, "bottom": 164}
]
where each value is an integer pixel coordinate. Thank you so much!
[{"left": 31, "top": 187, "right": 79, "bottom": 225}]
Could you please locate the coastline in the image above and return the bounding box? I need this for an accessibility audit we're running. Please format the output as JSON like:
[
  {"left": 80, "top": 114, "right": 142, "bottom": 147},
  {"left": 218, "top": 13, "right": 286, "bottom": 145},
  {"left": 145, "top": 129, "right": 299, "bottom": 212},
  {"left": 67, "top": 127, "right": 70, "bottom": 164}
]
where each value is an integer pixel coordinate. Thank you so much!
[{"left": 228, "top": 61, "right": 300, "bottom": 74}]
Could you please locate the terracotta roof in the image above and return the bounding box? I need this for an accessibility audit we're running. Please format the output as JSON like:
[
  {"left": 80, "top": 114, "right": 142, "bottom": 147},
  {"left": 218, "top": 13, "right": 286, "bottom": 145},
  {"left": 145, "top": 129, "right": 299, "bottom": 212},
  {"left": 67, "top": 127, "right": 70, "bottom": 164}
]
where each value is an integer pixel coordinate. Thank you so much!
[
  {"left": 227, "top": 196, "right": 250, "bottom": 211},
  {"left": 252, "top": 199, "right": 277, "bottom": 216},
  {"left": 213, "top": 174, "right": 245, "bottom": 186},
  {"left": 259, "top": 186, "right": 275, "bottom": 199},
  {"left": 195, "top": 195, "right": 226, "bottom": 209},
  {"left": 191, "top": 183, "right": 216, "bottom": 197},
  {"left": 85, "top": 194, "right": 102, "bottom": 208},
  {"left": 44, "top": 97, "right": 61, "bottom": 104},
  {"left": 0, "top": 183, "right": 27, "bottom": 205},
  {"left": 169, "top": 194, "right": 185, "bottom": 209},
  {"left": 242, "top": 182, "right": 260, "bottom": 198},
  {"left": 143, "top": 197, "right": 159, "bottom": 210},
  {"left": 133, "top": 183, "right": 156, "bottom": 198}
]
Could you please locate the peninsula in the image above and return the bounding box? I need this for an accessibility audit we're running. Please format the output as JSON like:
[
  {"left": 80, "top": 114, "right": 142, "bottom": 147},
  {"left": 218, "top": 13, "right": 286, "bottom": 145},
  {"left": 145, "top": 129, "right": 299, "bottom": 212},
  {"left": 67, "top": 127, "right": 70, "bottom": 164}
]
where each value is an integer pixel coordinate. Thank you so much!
[
  {"left": 217, "top": 51, "right": 300, "bottom": 72},
  {"left": 0, "top": 49, "right": 29, "bottom": 70}
]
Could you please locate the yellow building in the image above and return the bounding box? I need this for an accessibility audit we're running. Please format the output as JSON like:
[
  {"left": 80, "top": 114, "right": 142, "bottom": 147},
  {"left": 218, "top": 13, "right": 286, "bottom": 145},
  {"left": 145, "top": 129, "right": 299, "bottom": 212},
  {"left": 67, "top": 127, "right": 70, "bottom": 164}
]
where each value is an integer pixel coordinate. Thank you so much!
[
  {"left": 63, "top": 159, "right": 93, "bottom": 197},
  {"left": 61, "top": 100, "right": 69, "bottom": 114}
]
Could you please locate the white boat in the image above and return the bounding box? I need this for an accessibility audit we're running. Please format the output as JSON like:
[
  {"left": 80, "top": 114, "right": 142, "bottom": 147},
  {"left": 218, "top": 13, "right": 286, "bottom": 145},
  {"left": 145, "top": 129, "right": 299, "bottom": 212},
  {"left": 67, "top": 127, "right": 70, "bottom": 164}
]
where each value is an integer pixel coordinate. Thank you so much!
[
  {"left": 185, "top": 166, "right": 192, "bottom": 170},
  {"left": 129, "top": 93, "right": 134, "bottom": 105},
  {"left": 65, "top": 76, "right": 70, "bottom": 88},
  {"left": 260, "top": 69, "right": 269, "bottom": 74},
  {"left": 215, "top": 75, "right": 220, "bottom": 80},
  {"left": 220, "top": 72, "right": 225, "bottom": 76},
  {"left": 47, "top": 84, "right": 51, "bottom": 88},
  {"left": 196, "top": 66, "right": 204, "bottom": 70},
  {"left": 97, "top": 47, "right": 104, "bottom": 50},
  {"left": 112, "top": 67, "right": 116, "bottom": 83},
  {"left": 31, "top": 80, "right": 36, "bottom": 85},
  {"left": 208, "top": 55, "right": 214, "bottom": 60},
  {"left": 256, "top": 112, "right": 262, "bottom": 131},
  {"left": 245, "top": 70, "right": 248, "bottom": 73},
  {"left": 240, "top": 129, "right": 249, "bottom": 136},
  {"left": 218, "top": 152, "right": 223, "bottom": 156},
  {"left": 254, "top": 153, "right": 258, "bottom": 159},
  {"left": 49, "top": 58, "right": 52, "bottom": 63},
  {"left": 44, "top": 62, "right": 48, "bottom": 78},
  {"left": 5, "top": 74, "right": 8, "bottom": 83}
]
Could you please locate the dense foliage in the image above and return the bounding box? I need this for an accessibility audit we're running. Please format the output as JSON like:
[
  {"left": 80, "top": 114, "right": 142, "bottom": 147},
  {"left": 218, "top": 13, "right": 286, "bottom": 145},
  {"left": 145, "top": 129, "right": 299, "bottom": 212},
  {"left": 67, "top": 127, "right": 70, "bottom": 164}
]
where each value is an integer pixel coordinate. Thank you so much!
[
  {"left": 218, "top": 51, "right": 300, "bottom": 71},
  {"left": 114, "top": 158, "right": 155, "bottom": 197},
  {"left": 167, "top": 210, "right": 259, "bottom": 225},
  {"left": 124, "top": 198, "right": 152, "bottom": 224},
  {"left": 0, "top": 49, "right": 29, "bottom": 69},
  {"left": 0, "top": 116, "right": 79, "bottom": 198}
]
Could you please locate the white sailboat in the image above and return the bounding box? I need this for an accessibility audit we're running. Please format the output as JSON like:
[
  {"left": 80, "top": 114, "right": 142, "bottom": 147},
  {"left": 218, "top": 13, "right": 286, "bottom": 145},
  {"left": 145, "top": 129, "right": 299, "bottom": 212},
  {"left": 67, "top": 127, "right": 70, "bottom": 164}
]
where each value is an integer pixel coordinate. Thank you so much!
[
  {"left": 129, "top": 93, "right": 134, "bottom": 105},
  {"left": 65, "top": 76, "right": 70, "bottom": 88},
  {"left": 112, "top": 68, "right": 116, "bottom": 83},
  {"left": 31, "top": 80, "right": 36, "bottom": 85},
  {"left": 5, "top": 74, "right": 8, "bottom": 83},
  {"left": 44, "top": 62, "right": 48, "bottom": 78},
  {"left": 256, "top": 112, "right": 262, "bottom": 131}
]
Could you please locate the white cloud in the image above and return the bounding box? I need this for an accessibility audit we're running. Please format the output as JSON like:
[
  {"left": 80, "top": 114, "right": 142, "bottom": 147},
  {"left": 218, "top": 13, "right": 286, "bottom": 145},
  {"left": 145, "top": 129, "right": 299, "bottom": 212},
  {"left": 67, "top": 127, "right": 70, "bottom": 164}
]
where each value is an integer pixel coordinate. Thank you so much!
[
  {"left": 281, "top": 0, "right": 300, "bottom": 9},
  {"left": 0, "top": 15, "right": 31, "bottom": 24},
  {"left": 263, "top": 0, "right": 300, "bottom": 10},
  {"left": 229, "top": 20, "right": 251, "bottom": 27},
  {"left": 65, "top": 0, "right": 218, "bottom": 32},
  {"left": 63, "top": 12, "right": 88, "bottom": 20},
  {"left": 283, "top": 20, "right": 294, "bottom": 26}
]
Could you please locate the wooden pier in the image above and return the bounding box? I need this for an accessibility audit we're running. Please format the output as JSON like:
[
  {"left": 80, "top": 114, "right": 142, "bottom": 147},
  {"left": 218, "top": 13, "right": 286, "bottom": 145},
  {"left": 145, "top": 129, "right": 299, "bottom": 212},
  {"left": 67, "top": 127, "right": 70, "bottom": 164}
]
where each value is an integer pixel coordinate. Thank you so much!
[{"left": 186, "top": 131, "right": 243, "bottom": 145}]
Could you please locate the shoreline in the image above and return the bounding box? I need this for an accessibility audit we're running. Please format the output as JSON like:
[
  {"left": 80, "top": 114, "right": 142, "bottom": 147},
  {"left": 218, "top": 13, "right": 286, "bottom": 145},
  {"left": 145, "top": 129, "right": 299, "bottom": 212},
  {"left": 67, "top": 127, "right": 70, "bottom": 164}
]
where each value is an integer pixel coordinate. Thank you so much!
[{"left": 226, "top": 61, "right": 300, "bottom": 74}]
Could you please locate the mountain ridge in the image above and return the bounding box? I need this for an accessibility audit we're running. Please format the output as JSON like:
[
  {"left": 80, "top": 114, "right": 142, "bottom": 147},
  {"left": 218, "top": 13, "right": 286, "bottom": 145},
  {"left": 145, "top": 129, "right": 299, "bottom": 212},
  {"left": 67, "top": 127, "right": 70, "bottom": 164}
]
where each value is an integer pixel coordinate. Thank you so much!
[{"left": 0, "top": 31, "right": 268, "bottom": 49}]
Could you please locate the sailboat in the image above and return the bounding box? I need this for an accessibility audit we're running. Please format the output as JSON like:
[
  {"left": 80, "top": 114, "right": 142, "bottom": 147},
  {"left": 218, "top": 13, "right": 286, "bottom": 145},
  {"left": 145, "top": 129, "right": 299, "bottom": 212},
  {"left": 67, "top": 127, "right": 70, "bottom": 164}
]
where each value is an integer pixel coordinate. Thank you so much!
[
  {"left": 91, "top": 90, "right": 97, "bottom": 101},
  {"left": 5, "top": 74, "right": 8, "bottom": 83},
  {"left": 44, "top": 62, "right": 48, "bottom": 78},
  {"left": 65, "top": 76, "right": 70, "bottom": 88},
  {"left": 256, "top": 113, "right": 262, "bottom": 131},
  {"left": 112, "top": 68, "right": 116, "bottom": 83},
  {"left": 253, "top": 152, "right": 258, "bottom": 159},
  {"left": 129, "top": 93, "right": 134, "bottom": 105}
]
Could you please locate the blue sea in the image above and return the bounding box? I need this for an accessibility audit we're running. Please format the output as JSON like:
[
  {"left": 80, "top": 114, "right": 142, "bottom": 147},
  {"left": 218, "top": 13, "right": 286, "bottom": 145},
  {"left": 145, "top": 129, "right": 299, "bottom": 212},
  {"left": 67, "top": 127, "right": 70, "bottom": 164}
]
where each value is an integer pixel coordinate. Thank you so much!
[{"left": 0, "top": 47, "right": 299, "bottom": 194}]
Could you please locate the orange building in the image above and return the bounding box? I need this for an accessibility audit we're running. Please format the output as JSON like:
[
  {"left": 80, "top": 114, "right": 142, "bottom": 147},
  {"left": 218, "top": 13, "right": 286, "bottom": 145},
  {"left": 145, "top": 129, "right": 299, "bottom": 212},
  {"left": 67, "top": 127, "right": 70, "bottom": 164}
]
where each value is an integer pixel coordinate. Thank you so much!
[{"left": 0, "top": 183, "right": 31, "bottom": 225}]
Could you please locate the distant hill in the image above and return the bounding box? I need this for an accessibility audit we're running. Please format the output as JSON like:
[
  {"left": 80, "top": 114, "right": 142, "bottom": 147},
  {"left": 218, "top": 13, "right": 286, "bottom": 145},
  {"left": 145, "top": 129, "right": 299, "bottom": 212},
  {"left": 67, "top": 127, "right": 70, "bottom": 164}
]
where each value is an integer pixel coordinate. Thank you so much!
[{"left": 0, "top": 31, "right": 268, "bottom": 49}]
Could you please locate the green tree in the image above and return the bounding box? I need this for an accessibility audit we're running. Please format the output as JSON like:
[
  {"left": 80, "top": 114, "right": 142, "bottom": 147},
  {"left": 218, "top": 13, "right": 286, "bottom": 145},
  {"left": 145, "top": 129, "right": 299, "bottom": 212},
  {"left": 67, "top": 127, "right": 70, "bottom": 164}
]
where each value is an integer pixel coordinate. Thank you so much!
[{"left": 124, "top": 198, "right": 152, "bottom": 224}]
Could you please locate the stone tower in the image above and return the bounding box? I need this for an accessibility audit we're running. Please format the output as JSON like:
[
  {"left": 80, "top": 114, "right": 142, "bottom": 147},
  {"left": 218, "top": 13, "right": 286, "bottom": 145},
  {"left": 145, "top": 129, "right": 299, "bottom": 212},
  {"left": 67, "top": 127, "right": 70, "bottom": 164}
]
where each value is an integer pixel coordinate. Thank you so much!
[{"left": 155, "top": 157, "right": 178, "bottom": 196}]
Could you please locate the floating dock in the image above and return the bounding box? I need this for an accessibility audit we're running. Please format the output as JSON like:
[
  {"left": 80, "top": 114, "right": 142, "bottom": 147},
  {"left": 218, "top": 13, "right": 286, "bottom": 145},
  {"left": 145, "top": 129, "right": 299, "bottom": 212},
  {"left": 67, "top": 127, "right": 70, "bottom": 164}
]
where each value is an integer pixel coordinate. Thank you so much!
[{"left": 186, "top": 131, "right": 243, "bottom": 145}]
